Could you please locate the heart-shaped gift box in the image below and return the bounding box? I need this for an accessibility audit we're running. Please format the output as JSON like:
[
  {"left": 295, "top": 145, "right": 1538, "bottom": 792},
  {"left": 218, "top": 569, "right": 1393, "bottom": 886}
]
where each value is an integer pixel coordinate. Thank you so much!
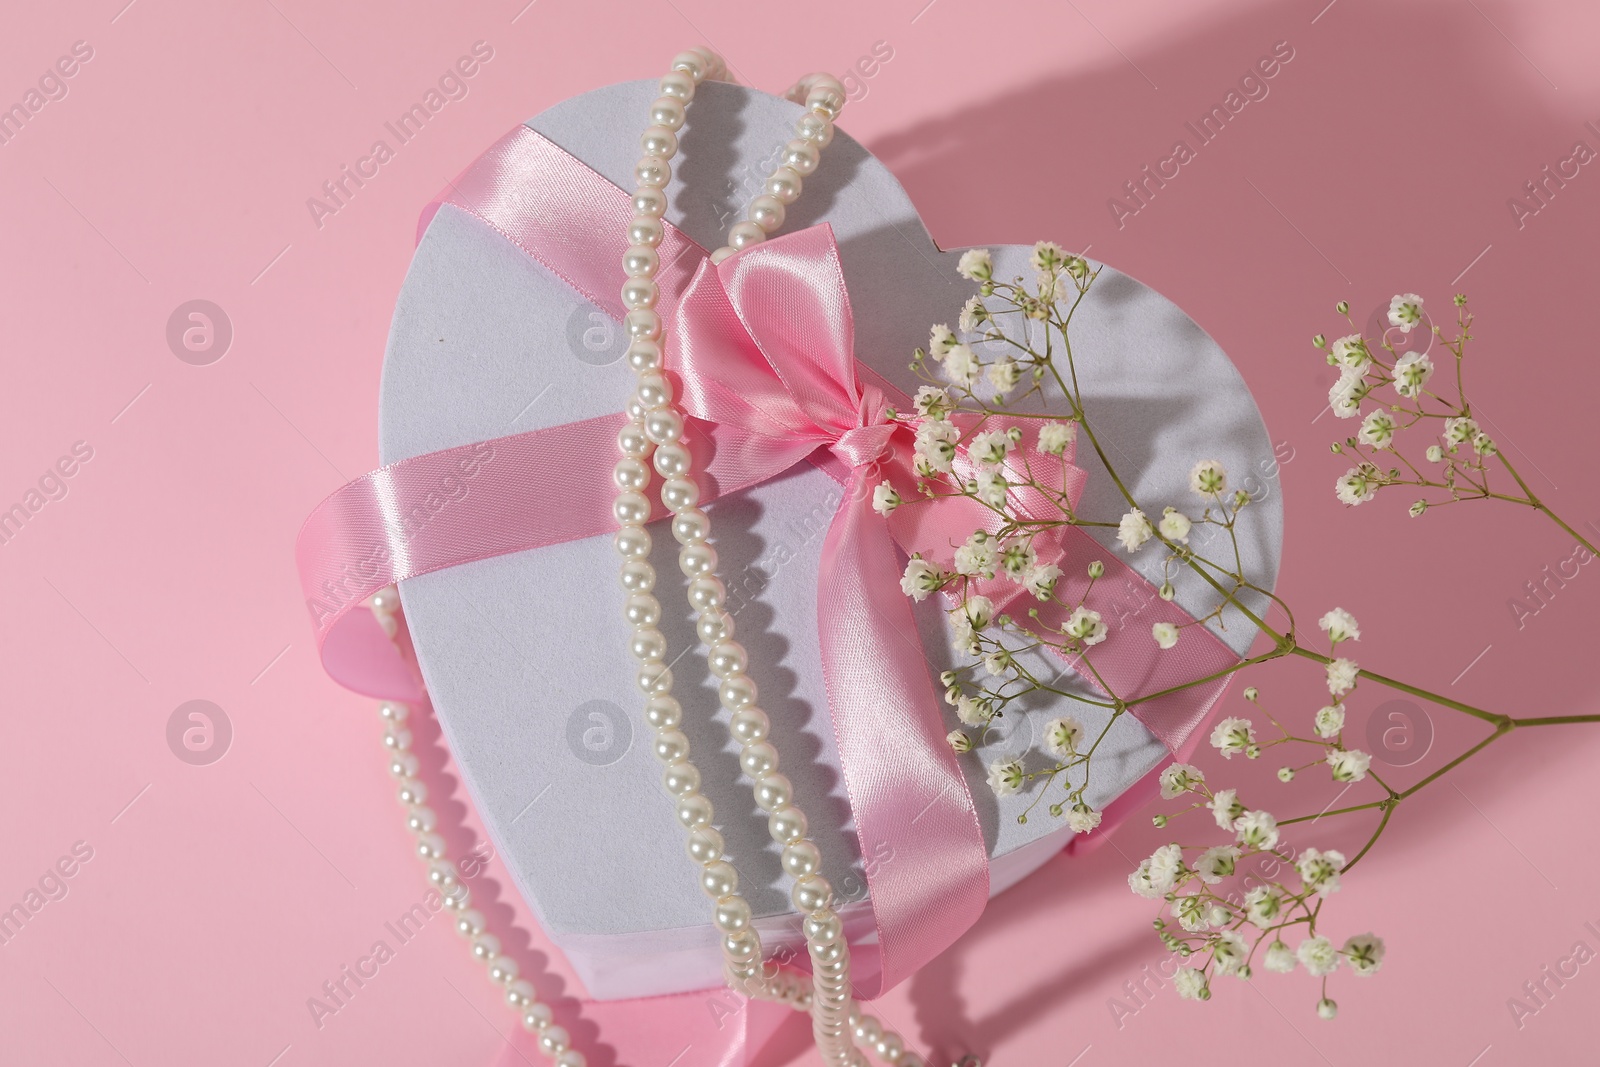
[{"left": 299, "top": 77, "right": 1282, "bottom": 1001}]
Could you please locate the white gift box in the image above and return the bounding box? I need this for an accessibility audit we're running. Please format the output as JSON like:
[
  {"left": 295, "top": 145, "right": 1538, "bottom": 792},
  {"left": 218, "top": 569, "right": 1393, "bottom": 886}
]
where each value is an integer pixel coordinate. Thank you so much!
[{"left": 377, "top": 78, "right": 1282, "bottom": 1000}]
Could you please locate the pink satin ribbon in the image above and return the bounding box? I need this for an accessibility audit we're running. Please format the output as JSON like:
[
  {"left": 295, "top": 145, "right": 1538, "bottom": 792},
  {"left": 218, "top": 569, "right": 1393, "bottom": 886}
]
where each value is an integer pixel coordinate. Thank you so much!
[{"left": 295, "top": 125, "right": 1241, "bottom": 1018}]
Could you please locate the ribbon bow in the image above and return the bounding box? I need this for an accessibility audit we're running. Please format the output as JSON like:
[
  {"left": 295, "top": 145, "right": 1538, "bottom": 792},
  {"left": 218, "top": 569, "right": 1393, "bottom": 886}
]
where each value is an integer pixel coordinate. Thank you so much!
[{"left": 295, "top": 125, "right": 1239, "bottom": 1009}]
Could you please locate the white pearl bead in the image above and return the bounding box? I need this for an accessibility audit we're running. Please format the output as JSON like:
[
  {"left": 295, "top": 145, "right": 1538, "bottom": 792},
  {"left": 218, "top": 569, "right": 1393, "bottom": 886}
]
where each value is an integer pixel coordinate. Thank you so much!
[
  {"left": 415, "top": 832, "right": 446, "bottom": 860},
  {"left": 709, "top": 640, "right": 748, "bottom": 678},
  {"left": 644, "top": 408, "right": 684, "bottom": 444},
  {"left": 388, "top": 751, "right": 420, "bottom": 778},
  {"left": 629, "top": 216, "right": 664, "bottom": 247},
  {"left": 619, "top": 559, "right": 656, "bottom": 593},
  {"left": 710, "top": 246, "right": 736, "bottom": 264},
  {"left": 807, "top": 86, "right": 845, "bottom": 120},
  {"left": 729, "top": 706, "right": 768, "bottom": 744},
  {"left": 637, "top": 662, "right": 673, "bottom": 694},
  {"left": 538, "top": 1025, "right": 571, "bottom": 1056},
  {"left": 689, "top": 576, "right": 727, "bottom": 614},
  {"left": 679, "top": 543, "right": 718, "bottom": 578},
  {"left": 723, "top": 930, "right": 759, "bottom": 960},
  {"left": 663, "top": 760, "right": 701, "bottom": 796},
  {"left": 630, "top": 626, "right": 667, "bottom": 662},
  {"left": 644, "top": 694, "right": 681, "bottom": 729},
  {"left": 803, "top": 909, "right": 842, "bottom": 944},
  {"left": 636, "top": 373, "right": 672, "bottom": 409},
  {"left": 700, "top": 860, "right": 738, "bottom": 897},
  {"left": 613, "top": 491, "right": 651, "bottom": 526},
  {"left": 766, "top": 166, "right": 803, "bottom": 204},
  {"left": 627, "top": 340, "right": 662, "bottom": 373},
  {"left": 397, "top": 778, "right": 427, "bottom": 805},
  {"left": 807, "top": 72, "right": 846, "bottom": 97},
  {"left": 727, "top": 221, "right": 765, "bottom": 250},
  {"left": 659, "top": 70, "right": 695, "bottom": 100},
  {"left": 696, "top": 611, "right": 732, "bottom": 645},
  {"left": 641, "top": 125, "right": 678, "bottom": 158},
  {"left": 796, "top": 112, "right": 834, "bottom": 146},
  {"left": 649, "top": 95, "right": 686, "bottom": 131},
  {"left": 647, "top": 724, "right": 689, "bottom": 764},
  {"left": 652, "top": 442, "right": 691, "bottom": 478},
  {"left": 782, "top": 138, "right": 820, "bottom": 175},
  {"left": 617, "top": 420, "right": 652, "bottom": 456},
  {"left": 505, "top": 978, "right": 536, "bottom": 1010},
  {"left": 769, "top": 805, "right": 807, "bottom": 844},
  {"left": 661, "top": 477, "right": 700, "bottom": 512},
  {"left": 676, "top": 793, "right": 713, "bottom": 827},
  {"left": 876, "top": 1033, "right": 904, "bottom": 1062},
  {"left": 623, "top": 593, "right": 660, "bottom": 628},
  {"left": 899, "top": 1053, "right": 926, "bottom": 1067},
  {"left": 635, "top": 156, "right": 671, "bottom": 188},
  {"left": 556, "top": 1051, "right": 587, "bottom": 1067},
  {"left": 613, "top": 456, "right": 650, "bottom": 491},
  {"left": 686, "top": 825, "right": 724, "bottom": 863},
  {"left": 753, "top": 772, "right": 791, "bottom": 812},
  {"left": 740, "top": 740, "right": 777, "bottom": 777},
  {"left": 443, "top": 884, "right": 471, "bottom": 910},
  {"left": 621, "top": 277, "right": 658, "bottom": 310},
  {"left": 623, "top": 244, "right": 660, "bottom": 278},
  {"left": 455, "top": 909, "right": 486, "bottom": 938},
  {"left": 487, "top": 955, "right": 520, "bottom": 984},
  {"left": 405, "top": 805, "right": 436, "bottom": 833},
  {"left": 429, "top": 859, "right": 460, "bottom": 890},
  {"left": 714, "top": 895, "right": 752, "bottom": 932},
  {"left": 615, "top": 525, "right": 651, "bottom": 559},
  {"left": 811, "top": 937, "right": 845, "bottom": 965},
  {"left": 470, "top": 932, "right": 501, "bottom": 961},
  {"left": 792, "top": 874, "right": 833, "bottom": 913},
  {"left": 626, "top": 308, "right": 662, "bottom": 341},
  {"left": 625, "top": 395, "right": 648, "bottom": 421},
  {"left": 671, "top": 507, "right": 710, "bottom": 544},
  {"left": 521, "top": 1003, "right": 554, "bottom": 1031},
  {"left": 633, "top": 186, "right": 668, "bottom": 216},
  {"left": 383, "top": 726, "right": 413, "bottom": 751},
  {"left": 718, "top": 671, "right": 756, "bottom": 708},
  {"left": 379, "top": 701, "right": 410, "bottom": 722},
  {"left": 749, "top": 194, "right": 786, "bottom": 233},
  {"left": 671, "top": 50, "right": 708, "bottom": 81}
]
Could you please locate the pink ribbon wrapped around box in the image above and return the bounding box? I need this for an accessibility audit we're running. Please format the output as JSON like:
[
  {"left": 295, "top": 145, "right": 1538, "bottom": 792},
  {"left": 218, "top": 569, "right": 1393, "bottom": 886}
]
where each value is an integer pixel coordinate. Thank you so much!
[{"left": 296, "top": 78, "right": 1283, "bottom": 1018}]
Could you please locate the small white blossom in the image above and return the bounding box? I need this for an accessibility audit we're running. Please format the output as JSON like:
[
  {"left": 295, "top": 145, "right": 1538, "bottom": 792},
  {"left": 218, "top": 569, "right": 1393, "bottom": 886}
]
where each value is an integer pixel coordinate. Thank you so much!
[
  {"left": 945, "top": 729, "right": 972, "bottom": 753},
  {"left": 986, "top": 359, "right": 1021, "bottom": 397},
  {"left": 928, "top": 323, "right": 957, "bottom": 358},
  {"left": 1159, "top": 763, "right": 1204, "bottom": 800},
  {"left": 1297, "top": 935, "right": 1340, "bottom": 977},
  {"left": 1329, "top": 367, "right": 1369, "bottom": 419},
  {"left": 1189, "top": 459, "right": 1228, "bottom": 496},
  {"left": 1264, "top": 940, "right": 1296, "bottom": 973},
  {"left": 972, "top": 469, "right": 1009, "bottom": 508},
  {"left": 950, "top": 615, "right": 979, "bottom": 656},
  {"left": 1043, "top": 716, "right": 1085, "bottom": 758},
  {"left": 1318, "top": 607, "right": 1361, "bottom": 644},
  {"left": 900, "top": 558, "right": 946, "bottom": 601},
  {"left": 1392, "top": 351, "right": 1434, "bottom": 399},
  {"left": 1210, "top": 788, "right": 1245, "bottom": 830},
  {"left": 913, "top": 385, "right": 952, "bottom": 418},
  {"left": 1210, "top": 716, "right": 1255, "bottom": 759},
  {"left": 1038, "top": 421, "right": 1076, "bottom": 455},
  {"left": 871, "top": 480, "right": 901, "bottom": 515},
  {"left": 962, "top": 595, "right": 995, "bottom": 631},
  {"left": 1158, "top": 507, "right": 1192, "bottom": 544},
  {"left": 942, "top": 343, "right": 981, "bottom": 387},
  {"left": 1212, "top": 929, "right": 1250, "bottom": 976},
  {"left": 953, "top": 533, "right": 997, "bottom": 578},
  {"left": 1030, "top": 241, "right": 1067, "bottom": 272},
  {"left": 1343, "top": 933, "right": 1386, "bottom": 976},
  {"left": 1244, "top": 885, "right": 1284, "bottom": 929},
  {"left": 998, "top": 540, "right": 1035, "bottom": 579},
  {"left": 914, "top": 419, "right": 959, "bottom": 473},
  {"left": 1334, "top": 467, "right": 1378, "bottom": 506},
  {"left": 1388, "top": 293, "right": 1424, "bottom": 332},
  {"left": 1152, "top": 622, "right": 1180, "bottom": 650},
  {"left": 1173, "top": 967, "right": 1210, "bottom": 1001},
  {"left": 1023, "top": 563, "right": 1062, "bottom": 600},
  {"left": 1443, "top": 416, "right": 1478, "bottom": 445},
  {"left": 956, "top": 694, "right": 993, "bottom": 727},
  {"left": 987, "top": 758, "right": 1025, "bottom": 797},
  {"left": 1326, "top": 747, "right": 1372, "bottom": 782},
  {"left": 958, "top": 295, "right": 986, "bottom": 332},
  {"left": 1358, "top": 410, "right": 1397, "bottom": 449},
  {"left": 1234, "top": 809, "right": 1280, "bottom": 850},
  {"left": 1318, "top": 997, "right": 1339, "bottom": 1020},
  {"left": 1314, "top": 704, "right": 1345, "bottom": 739},
  {"left": 1128, "top": 843, "right": 1183, "bottom": 899},
  {"left": 982, "top": 650, "right": 1011, "bottom": 678},
  {"left": 1330, "top": 334, "right": 1371, "bottom": 370},
  {"left": 956, "top": 248, "right": 993, "bottom": 281},
  {"left": 1117, "top": 509, "right": 1154, "bottom": 552},
  {"left": 1172, "top": 893, "right": 1211, "bottom": 932},
  {"left": 1473, "top": 431, "right": 1497, "bottom": 456},
  {"left": 1195, "top": 845, "right": 1241, "bottom": 885},
  {"left": 1296, "top": 847, "right": 1345, "bottom": 897},
  {"left": 968, "top": 430, "right": 1013, "bottom": 467},
  {"left": 1066, "top": 803, "right": 1102, "bottom": 834},
  {"left": 1326, "top": 657, "right": 1359, "bottom": 696},
  {"left": 1064, "top": 605, "right": 1108, "bottom": 646}
]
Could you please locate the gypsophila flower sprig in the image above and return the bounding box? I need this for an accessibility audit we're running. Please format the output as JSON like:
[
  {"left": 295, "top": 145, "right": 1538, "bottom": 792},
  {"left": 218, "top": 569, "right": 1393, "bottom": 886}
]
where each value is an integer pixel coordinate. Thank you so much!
[{"left": 897, "top": 257, "right": 1600, "bottom": 1019}]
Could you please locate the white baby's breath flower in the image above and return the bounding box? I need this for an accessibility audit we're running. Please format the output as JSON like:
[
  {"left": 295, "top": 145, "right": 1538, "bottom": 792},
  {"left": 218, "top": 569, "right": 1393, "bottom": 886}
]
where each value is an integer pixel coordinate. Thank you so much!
[
  {"left": 1329, "top": 367, "right": 1369, "bottom": 419},
  {"left": 998, "top": 540, "right": 1035, "bottom": 579},
  {"left": 1210, "top": 788, "right": 1245, "bottom": 830},
  {"left": 1392, "top": 351, "right": 1434, "bottom": 399},
  {"left": 913, "top": 385, "right": 952, "bottom": 418},
  {"left": 1473, "top": 431, "right": 1497, "bottom": 456},
  {"left": 1043, "top": 716, "right": 1085, "bottom": 758},
  {"left": 1158, "top": 507, "right": 1192, "bottom": 543},
  {"left": 972, "top": 469, "right": 1009, "bottom": 508},
  {"left": 968, "top": 430, "right": 1013, "bottom": 467},
  {"left": 914, "top": 418, "right": 959, "bottom": 473},
  {"left": 1358, "top": 410, "right": 1397, "bottom": 449},
  {"left": 1326, "top": 747, "right": 1372, "bottom": 783},
  {"left": 1318, "top": 607, "right": 1361, "bottom": 644},
  {"left": 871, "top": 480, "right": 901, "bottom": 515},
  {"left": 982, "top": 650, "right": 1011, "bottom": 677},
  {"left": 900, "top": 558, "right": 946, "bottom": 601},
  {"left": 1172, "top": 893, "right": 1210, "bottom": 932},
  {"left": 1159, "top": 762, "right": 1204, "bottom": 800},
  {"left": 1212, "top": 929, "right": 1250, "bottom": 975},
  {"left": 1210, "top": 716, "right": 1255, "bottom": 758},
  {"left": 1035, "top": 271, "right": 1060, "bottom": 305},
  {"left": 1264, "top": 940, "right": 1296, "bottom": 973},
  {"left": 987, "top": 758, "right": 1025, "bottom": 798},
  {"left": 1195, "top": 845, "right": 1241, "bottom": 885},
  {"left": 1173, "top": 967, "right": 1210, "bottom": 1001},
  {"left": 946, "top": 729, "right": 972, "bottom": 753},
  {"left": 1443, "top": 416, "right": 1477, "bottom": 445},
  {"left": 1388, "top": 293, "right": 1424, "bottom": 333},
  {"left": 1152, "top": 621, "right": 1180, "bottom": 649},
  {"left": 1030, "top": 241, "right": 1066, "bottom": 272},
  {"left": 1117, "top": 509, "right": 1154, "bottom": 552},
  {"left": 1297, "top": 935, "right": 1340, "bottom": 977},
  {"left": 1234, "top": 809, "right": 1280, "bottom": 850},
  {"left": 1244, "top": 885, "right": 1284, "bottom": 929},
  {"left": 1334, "top": 467, "right": 1378, "bottom": 506},
  {"left": 1314, "top": 704, "right": 1345, "bottom": 739},
  {"left": 942, "top": 343, "right": 981, "bottom": 387},
  {"left": 956, "top": 694, "right": 992, "bottom": 727},
  {"left": 962, "top": 595, "right": 995, "bottom": 631},
  {"left": 1343, "top": 933, "right": 1386, "bottom": 976},
  {"left": 1038, "top": 421, "right": 1076, "bottom": 456},
  {"left": 958, "top": 295, "right": 986, "bottom": 332},
  {"left": 928, "top": 323, "right": 957, "bottom": 358},
  {"left": 953, "top": 532, "right": 997, "bottom": 577},
  {"left": 1425, "top": 444, "right": 1444, "bottom": 462},
  {"left": 1023, "top": 563, "right": 1062, "bottom": 600},
  {"left": 1190, "top": 459, "right": 1228, "bottom": 496},
  {"left": 957, "top": 248, "right": 993, "bottom": 281},
  {"left": 987, "top": 359, "right": 1022, "bottom": 397},
  {"left": 1066, "top": 802, "right": 1102, "bottom": 834},
  {"left": 1064, "top": 605, "right": 1108, "bottom": 646},
  {"left": 1330, "top": 334, "right": 1371, "bottom": 370},
  {"left": 1128, "top": 843, "right": 1183, "bottom": 899},
  {"left": 1326, "top": 657, "right": 1359, "bottom": 696},
  {"left": 950, "top": 615, "right": 979, "bottom": 656},
  {"left": 1296, "top": 847, "right": 1345, "bottom": 897},
  {"left": 1318, "top": 997, "right": 1339, "bottom": 1020}
]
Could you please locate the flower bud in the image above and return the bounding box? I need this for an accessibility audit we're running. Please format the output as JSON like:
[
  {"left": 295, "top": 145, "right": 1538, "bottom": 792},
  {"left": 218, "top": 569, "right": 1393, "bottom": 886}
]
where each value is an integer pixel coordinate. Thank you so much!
[
  {"left": 1425, "top": 445, "right": 1443, "bottom": 462},
  {"left": 1409, "top": 499, "right": 1428, "bottom": 518},
  {"left": 1277, "top": 766, "right": 1296, "bottom": 782},
  {"left": 1336, "top": 300, "right": 1350, "bottom": 315},
  {"left": 1152, "top": 814, "right": 1168, "bottom": 828},
  {"left": 1313, "top": 334, "right": 1327, "bottom": 349},
  {"left": 945, "top": 729, "right": 972, "bottom": 753},
  {"left": 1317, "top": 998, "right": 1338, "bottom": 1020},
  {"left": 1158, "top": 581, "right": 1175, "bottom": 601},
  {"left": 1453, "top": 293, "right": 1468, "bottom": 307},
  {"left": 1243, "top": 686, "right": 1259, "bottom": 702},
  {"left": 1087, "top": 560, "right": 1105, "bottom": 579}
]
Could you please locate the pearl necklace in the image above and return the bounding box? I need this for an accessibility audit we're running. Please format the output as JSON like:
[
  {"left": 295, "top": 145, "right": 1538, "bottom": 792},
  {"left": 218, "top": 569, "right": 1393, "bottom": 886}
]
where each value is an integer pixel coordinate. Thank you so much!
[{"left": 362, "top": 49, "right": 924, "bottom": 1067}]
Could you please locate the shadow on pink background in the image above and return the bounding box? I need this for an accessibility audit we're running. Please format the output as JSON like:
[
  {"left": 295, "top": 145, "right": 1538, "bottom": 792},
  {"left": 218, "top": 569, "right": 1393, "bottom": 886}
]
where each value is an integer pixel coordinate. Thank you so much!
[{"left": 1, "top": 0, "right": 1597, "bottom": 1064}]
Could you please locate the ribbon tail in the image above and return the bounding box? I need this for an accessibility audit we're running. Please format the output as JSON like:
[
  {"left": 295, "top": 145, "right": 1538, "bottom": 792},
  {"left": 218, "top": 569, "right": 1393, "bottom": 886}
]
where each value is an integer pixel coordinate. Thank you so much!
[{"left": 815, "top": 471, "right": 990, "bottom": 998}]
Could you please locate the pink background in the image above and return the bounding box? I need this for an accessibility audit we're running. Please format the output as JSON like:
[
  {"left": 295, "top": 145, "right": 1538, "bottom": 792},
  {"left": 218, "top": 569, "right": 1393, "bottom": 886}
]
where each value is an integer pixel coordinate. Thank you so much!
[{"left": 3, "top": 0, "right": 1598, "bottom": 1064}]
